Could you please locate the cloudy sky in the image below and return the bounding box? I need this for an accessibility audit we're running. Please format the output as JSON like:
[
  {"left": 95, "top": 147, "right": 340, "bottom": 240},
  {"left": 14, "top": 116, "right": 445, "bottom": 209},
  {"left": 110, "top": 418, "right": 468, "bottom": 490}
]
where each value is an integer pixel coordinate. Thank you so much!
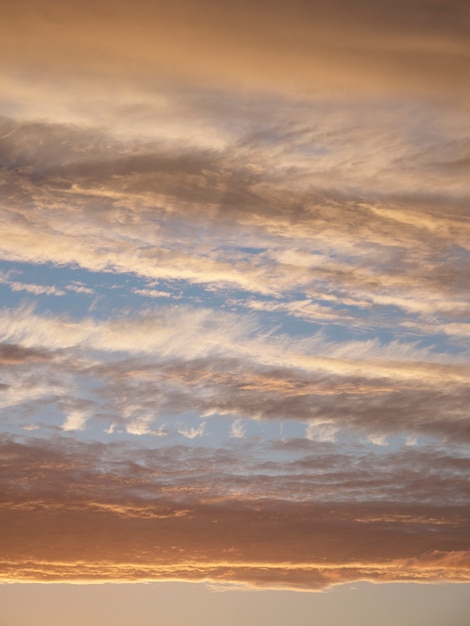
[{"left": 1, "top": 1, "right": 469, "bottom": 624}]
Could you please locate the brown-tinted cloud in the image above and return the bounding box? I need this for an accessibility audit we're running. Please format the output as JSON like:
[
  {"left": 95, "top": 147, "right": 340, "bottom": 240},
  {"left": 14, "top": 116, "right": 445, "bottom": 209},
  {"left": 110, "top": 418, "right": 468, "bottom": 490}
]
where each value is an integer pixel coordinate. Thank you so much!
[
  {"left": 1, "top": 114, "right": 469, "bottom": 339},
  {"left": 1, "top": 0, "right": 469, "bottom": 100},
  {"left": 1, "top": 437, "right": 469, "bottom": 588},
  {"left": 0, "top": 343, "right": 52, "bottom": 365}
]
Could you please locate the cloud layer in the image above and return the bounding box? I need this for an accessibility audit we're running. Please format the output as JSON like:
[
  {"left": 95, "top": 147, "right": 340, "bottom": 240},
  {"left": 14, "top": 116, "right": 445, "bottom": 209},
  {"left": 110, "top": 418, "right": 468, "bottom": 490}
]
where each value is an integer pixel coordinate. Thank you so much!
[
  {"left": 1, "top": 437, "right": 469, "bottom": 589},
  {"left": 0, "top": 0, "right": 469, "bottom": 591},
  {"left": 2, "top": 0, "right": 470, "bottom": 99}
]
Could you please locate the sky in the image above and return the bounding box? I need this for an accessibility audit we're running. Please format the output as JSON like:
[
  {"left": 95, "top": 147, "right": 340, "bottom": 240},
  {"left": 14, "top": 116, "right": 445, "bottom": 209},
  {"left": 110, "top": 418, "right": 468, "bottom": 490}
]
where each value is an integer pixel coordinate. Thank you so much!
[{"left": 0, "top": 0, "right": 469, "bottom": 624}]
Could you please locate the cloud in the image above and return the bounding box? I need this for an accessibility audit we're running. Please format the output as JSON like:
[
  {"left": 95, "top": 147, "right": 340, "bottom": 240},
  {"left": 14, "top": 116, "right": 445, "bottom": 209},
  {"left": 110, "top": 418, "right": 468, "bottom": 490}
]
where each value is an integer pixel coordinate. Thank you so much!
[
  {"left": 66, "top": 283, "right": 95, "bottom": 295},
  {"left": 126, "top": 416, "right": 167, "bottom": 437},
  {"left": 62, "top": 410, "right": 89, "bottom": 432},
  {"left": 368, "top": 434, "right": 389, "bottom": 446},
  {"left": 0, "top": 0, "right": 469, "bottom": 597},
  {"left": 0, "top": 437, "right": 469, "bottom": 588},
  {"left": 305, "top": 420, "right": 339, "bottom": 443},
  {"left": 0, "top": 304, "right": 469, "bottom": 443},
  {"left": 1, "top": 0, "right": 469, "bottom": 102},
  {"left": 4, "top": 280, "right": 65, "bottom": 296},
  {"left": 0, "top": 112, "right": 468, "bottom": 344},
  {"left": 133, "top": 288, "right": 171, "bottom": 298},
  {"left": 0, "top": 342, "right": 52, "bottom": 365},
  {"left": 179, "top": 421, "right": 206, "bottom": 439},
  {"left": 230, "top": 419, "right": 246, "bottom": 439},
  {"left": 0, "top": 270, "right": 66, "bottom": 296}
]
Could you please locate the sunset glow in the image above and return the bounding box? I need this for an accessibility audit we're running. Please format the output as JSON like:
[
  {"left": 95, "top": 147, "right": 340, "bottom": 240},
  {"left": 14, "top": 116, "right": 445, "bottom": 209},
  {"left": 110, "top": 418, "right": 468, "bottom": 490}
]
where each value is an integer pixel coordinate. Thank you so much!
[{"left": 1, "top": 1, "right": 469, "bottom": 624}]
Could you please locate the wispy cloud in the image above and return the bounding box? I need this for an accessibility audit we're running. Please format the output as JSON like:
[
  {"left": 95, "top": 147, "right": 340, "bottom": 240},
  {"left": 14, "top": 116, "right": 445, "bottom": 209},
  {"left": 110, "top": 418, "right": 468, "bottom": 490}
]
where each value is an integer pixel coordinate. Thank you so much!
[
  {"left": 230, "top": 419, "right": 246, "bottom": 439},
  {"left": 0, "top": 306, "right": 469, "bottom": 444},
  {"left": 178, "top": 421, "right": 206, "bottom": 439}
]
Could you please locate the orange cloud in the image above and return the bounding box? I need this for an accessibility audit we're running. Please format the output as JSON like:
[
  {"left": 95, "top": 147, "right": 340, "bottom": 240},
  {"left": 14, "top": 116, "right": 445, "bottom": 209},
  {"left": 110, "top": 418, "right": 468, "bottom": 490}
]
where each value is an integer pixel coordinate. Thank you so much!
[
  {"left": 1, "top": 438, "right": 469, "bottom": 589},
  {"left": 1, "top": 0, "right": 469, "bottom": 100}
]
